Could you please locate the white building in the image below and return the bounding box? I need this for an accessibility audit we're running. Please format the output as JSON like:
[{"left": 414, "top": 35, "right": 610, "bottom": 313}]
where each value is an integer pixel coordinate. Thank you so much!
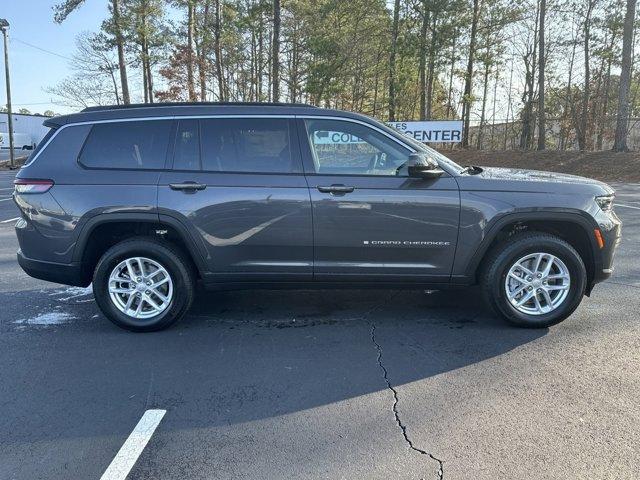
[{"left": 0, "top": 112, "right": 51, "bottom": 147}]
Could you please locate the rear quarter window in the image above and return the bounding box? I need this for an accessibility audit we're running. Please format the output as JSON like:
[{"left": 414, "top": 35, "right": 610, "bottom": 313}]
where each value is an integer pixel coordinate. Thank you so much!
[
  {"left": 23, "top": 127, "right": 57, "bottom": 164},
  {"left": 79, "top": 120, "right": 172, "bottom": 170}
]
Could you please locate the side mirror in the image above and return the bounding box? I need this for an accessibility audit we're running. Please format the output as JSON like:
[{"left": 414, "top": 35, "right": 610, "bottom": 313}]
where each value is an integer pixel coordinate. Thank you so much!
[{"left": 407, "top": 153, "right": 444, "bottom": 179}]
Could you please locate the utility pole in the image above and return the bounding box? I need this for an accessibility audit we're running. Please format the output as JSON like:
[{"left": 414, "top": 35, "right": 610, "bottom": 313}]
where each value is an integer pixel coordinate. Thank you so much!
[{"left": 0, "top": 19, "right": 15, "bottom": 169}]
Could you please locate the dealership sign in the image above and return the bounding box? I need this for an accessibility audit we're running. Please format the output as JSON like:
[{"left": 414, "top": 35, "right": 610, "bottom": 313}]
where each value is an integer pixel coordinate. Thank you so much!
[
  {"left": 387, "top": 121, "right": 462, "bottom": 143},
  {"left": 312, "top": 120, "right": 463, "bottom": 145},
  {"left": 313, "top": 130, "right": 365, "bottom": 144}
]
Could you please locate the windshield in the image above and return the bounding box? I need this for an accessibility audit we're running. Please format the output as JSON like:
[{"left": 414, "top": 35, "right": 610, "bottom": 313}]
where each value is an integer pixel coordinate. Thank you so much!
[{"left": 376, "top": 121, "right": 465, "bottom": 174}]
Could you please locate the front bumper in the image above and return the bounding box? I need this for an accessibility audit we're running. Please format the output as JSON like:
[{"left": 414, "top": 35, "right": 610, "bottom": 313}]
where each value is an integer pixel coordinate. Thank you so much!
[{"left": 588, "top": 208, "right": 622, "bottom": 293}]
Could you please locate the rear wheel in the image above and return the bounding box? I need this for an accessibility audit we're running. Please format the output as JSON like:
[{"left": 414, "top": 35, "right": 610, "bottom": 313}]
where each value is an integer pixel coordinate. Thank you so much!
[
  {"left": 481, "top": 232, "right": 587, "bottom": 328},
  {"left": 93, "top": 238, "right": 194, "bottom": 332}
]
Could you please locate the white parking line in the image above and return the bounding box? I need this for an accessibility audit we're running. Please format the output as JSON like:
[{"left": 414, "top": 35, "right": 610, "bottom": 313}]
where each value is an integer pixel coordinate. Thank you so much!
[
  {"left": 0, "top": 197, "right": 13, "bottom": 202},
  {"left": 615, "top": 203, "right": 640, "bottom": 211},
  {"left": 0, "top": 217, "right": 19, "bottom": 223},
  {"left": 100, "top": 409, "right": 166, "bottom": 480}
]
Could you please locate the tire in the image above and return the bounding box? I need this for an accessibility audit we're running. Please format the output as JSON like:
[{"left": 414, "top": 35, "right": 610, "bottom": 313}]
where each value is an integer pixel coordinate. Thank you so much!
[
  {"left": 481, "top": 232, "right": 587, "bottom": 328},
  {"left": 92, "top": 237, "right": 194, "bottom": 332}
]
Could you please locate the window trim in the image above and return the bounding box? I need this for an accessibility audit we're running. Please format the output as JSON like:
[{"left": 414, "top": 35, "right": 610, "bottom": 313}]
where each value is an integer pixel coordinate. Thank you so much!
[
  {"left": 28, "top": 114, "right": 458, "bottom": 176},
  {"left": 170, "top": 119, "right": 202, "bottom": 172}
]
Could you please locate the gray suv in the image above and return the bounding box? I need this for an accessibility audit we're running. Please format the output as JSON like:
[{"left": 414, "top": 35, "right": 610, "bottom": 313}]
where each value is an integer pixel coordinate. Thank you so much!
[{"left": 13, "top": 103, "right": 621, "bottom": 331}]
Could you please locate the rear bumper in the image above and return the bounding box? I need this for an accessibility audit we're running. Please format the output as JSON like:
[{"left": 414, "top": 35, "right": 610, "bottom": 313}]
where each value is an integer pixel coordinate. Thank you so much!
[{"left": 17, "top": 250, "right": 88, "bottom": 287}]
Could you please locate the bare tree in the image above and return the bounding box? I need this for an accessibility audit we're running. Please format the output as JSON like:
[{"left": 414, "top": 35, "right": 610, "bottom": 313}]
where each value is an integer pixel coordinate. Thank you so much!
[
  {"left": 54, "top": 0, "right": 131, "bottom": 103},
  {"left": 47, "top": 32, "right": 121, "bottom": 108},
  {"left": 388, "top": 0, "right": 401, "bottom": 121},
  {"left": 272, "top": 0, "right": 281, "bottom": 101},
  {"left": 576, "top": 0, "right": 597, "bottom": 150},
  {"left": 614, "top": 0, "right": 637, "bottom": 151},
  {"left": 462, "top": 0, "right": 481, "bottom": 147},
  {"left": 537, "top": 0, "right": 546, "bottom": 150}
]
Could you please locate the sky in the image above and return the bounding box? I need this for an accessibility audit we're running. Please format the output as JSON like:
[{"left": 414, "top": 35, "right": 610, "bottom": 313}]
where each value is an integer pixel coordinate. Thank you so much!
[{"left": 0, "top": 0, "right": 109, "bottom": 115}]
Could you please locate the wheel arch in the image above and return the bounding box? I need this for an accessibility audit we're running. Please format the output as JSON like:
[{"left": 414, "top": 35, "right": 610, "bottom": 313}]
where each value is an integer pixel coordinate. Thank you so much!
[
  {"left": 72, "top": 213, "right": 208, "bottom": 285},
  {"left": 466, "top": 211, "right": 602, "bottom": 291}
]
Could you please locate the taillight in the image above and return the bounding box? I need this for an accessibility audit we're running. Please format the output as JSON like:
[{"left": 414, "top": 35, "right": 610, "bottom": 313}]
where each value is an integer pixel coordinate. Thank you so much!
[{"left": 14, "top": 178, "right": 54, "bottom": 194}]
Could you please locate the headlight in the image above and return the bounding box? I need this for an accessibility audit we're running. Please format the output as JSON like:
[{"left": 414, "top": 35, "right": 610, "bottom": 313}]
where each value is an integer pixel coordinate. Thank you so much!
[{"left": 595, "top": 194, "right": 614, "bottom": 212}]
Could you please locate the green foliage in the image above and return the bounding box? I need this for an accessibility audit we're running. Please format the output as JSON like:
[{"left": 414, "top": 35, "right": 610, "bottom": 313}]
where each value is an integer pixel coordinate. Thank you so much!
[{"left": 46, "top": 0, "right": 640, "bottom": 150}]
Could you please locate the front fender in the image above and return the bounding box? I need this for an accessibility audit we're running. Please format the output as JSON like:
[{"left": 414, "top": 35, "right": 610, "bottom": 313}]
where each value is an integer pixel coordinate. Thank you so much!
[{"left": 452, "top": 209, "right": 601, "bottom": 284}]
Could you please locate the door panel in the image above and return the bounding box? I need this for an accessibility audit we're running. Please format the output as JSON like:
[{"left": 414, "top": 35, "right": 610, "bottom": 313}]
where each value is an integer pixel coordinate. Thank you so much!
[
  {"left": 158, "top": 118, "right": 313, "bottom": 282},
  {"left": 158, "top": 172, "right": 313, "bottom": 281},
  {"left": 308, "top": 175, "right": 460, "bottom": 280},
  {"left": 300, "top": 118, "right": 460, "bottom": 282}
]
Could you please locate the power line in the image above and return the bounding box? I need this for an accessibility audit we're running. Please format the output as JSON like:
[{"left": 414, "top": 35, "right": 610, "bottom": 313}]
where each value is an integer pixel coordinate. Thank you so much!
[{"left": 12, "top": 38, "right": 73, "bottom": 62}]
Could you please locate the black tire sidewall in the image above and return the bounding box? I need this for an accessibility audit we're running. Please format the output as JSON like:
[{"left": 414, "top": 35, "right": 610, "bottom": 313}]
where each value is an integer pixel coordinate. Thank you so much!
[
  {"left": 490, "top": 238, "right": 586, "bottom": 327},
  {"left": 93, "top": 240, "right": 192, "bottom": 332}
]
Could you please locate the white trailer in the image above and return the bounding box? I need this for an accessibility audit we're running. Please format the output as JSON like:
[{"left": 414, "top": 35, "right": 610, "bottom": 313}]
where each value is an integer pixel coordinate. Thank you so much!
[
  {"left": 0, "top": 131, "right": 36, "bottom": 150},
  {"left": 0, "top": 112, "right": 51, "bottom": 149}
]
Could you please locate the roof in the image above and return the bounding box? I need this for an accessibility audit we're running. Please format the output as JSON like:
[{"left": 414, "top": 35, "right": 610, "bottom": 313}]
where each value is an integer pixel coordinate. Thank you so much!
[{"left": 43, "top": 102, "right": 364, "bottom": 128}]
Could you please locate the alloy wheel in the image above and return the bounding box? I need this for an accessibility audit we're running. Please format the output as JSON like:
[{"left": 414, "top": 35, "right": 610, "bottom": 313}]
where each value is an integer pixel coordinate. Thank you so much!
[
  {"left": 504, "top": 252, "right": 571, "bottom": 316},
  {"left": 108, "top": 257, "right": 174, "bottom": 319}
]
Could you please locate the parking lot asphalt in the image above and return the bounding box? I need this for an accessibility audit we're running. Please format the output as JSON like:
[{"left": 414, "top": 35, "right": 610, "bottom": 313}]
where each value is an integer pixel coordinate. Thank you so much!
[{"left": 0, "top": 172, "right": 639, "bottom": 479}]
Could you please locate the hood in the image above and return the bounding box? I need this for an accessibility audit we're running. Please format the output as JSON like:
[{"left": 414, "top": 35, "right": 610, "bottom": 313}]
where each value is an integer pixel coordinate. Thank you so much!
[{"left": 457, "top": 166, "right": 614, "bottom": 196}]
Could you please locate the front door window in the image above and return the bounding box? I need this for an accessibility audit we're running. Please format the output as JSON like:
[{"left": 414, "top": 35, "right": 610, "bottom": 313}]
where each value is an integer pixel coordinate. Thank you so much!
[{"left": 304, "top": 119, "right": 410, "bottom": 176}]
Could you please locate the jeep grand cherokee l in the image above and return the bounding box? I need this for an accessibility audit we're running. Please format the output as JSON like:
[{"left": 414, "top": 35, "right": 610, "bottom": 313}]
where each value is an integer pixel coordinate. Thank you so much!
[{"left": 13, "top": 103, "right": 621, "bottom": 331}]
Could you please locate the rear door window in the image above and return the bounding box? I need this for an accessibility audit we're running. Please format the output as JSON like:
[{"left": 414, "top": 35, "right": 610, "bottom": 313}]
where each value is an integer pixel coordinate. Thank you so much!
[
  {"left": 79, "top": 120, "right": 172, "bottom": 170},
  {"left": 200, "top": 118, "right": 297, "bottom": 173}
]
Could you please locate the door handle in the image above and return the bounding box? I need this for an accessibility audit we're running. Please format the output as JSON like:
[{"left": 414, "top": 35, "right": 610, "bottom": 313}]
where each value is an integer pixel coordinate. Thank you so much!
[
  {"left": 317, "top": 184, "right": 355, "bottom": 194},
  {"left": 169, "top": 182, "right": 207, "bottom": 192}
]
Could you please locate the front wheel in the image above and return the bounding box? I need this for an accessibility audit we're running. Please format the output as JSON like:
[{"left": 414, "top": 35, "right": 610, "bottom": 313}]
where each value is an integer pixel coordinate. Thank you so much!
[
  {"left": 93, "top": 238, "right": 194, "bottom": 332},
  {"left": 481, "top": 232, "right": 587, "bottom": 328}
]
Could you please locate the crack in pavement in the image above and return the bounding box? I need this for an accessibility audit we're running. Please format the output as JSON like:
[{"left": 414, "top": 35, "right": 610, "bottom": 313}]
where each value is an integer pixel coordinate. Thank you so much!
[{"left": 370, "top": 323, "right": 444, "bottom": 480}]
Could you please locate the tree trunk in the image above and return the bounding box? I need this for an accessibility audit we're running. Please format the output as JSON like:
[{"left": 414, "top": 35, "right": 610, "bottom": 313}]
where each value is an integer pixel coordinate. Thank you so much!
[
  {"left": 578, "top": 1, "right": 594, "bottom": 151},
  {"left": 504, "top": 56, "right": 514, "bottom": 149},
  {"left": 145, "top": 47, "right": 153, "bottom": 102},
  {"left": 462, "top": 0, "right": 480, "bottom": 147},
  {"left": 560, "top": 32, "right": 577, "bottom": 150},
  {"left": 272, "top": 0, "right": 281, "bottom": 102},
  {"left": 426, "top": 14, "right": 438, "bottom": 119},
  {"left": 388, "top": 0, "right": 401, "bottom": 121},
  {"left": 520, "top": 0, "right": 539, "bottom": 150},
  {"left": 186, "top": 1, "right": 197, "bottom": 101},
  {"left": 537, "top": 0, "right": 546, "bottom": 150},
  {"left": 196, "top": 1, "right": 210, "bottom": 102},
  {"left": 476, "top": 50, "right": 490, "bottom": 149},
  {"left": 419, "top": 6, "right": 430, "bottom": 120},
  {"left": 112, "top": 0, "right": 130, "bottom": 104},
  {"left": 446, "top": 30, "right": 456, "bottom": 119},
  {"left": 257, "top": 17, "right": 263, "bottom": 101},
  {"left": 490, "top": 67, "right": 498, "bottom": 147},
  {"left": 597, "top": 40, "right": 614, "bottom": 149},
  {"left": 614, "top": 0, "right": 637, "bottom": 151},
  {"left": 214, "top": 0, "right": 225, "bottom": 101}
]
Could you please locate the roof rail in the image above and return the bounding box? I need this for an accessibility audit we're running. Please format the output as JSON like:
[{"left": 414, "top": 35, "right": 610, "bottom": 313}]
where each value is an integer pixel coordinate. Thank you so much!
[{"left": 81, "top": 101, "right": 318, "bottom": 112}]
